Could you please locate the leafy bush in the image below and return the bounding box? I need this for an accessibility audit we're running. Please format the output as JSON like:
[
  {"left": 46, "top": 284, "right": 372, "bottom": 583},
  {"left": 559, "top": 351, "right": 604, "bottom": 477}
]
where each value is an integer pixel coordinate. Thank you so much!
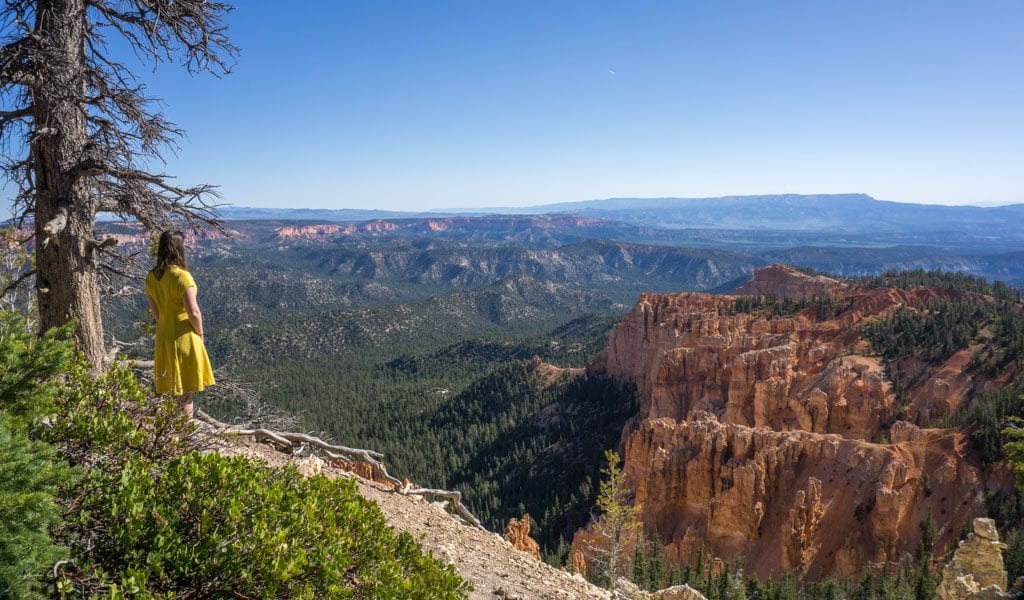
[
  {"left": 46, "top": 359, "right": 194, "bottom": 470},
  {"left": 36, "top": 337, "right": 469, "bottom": 598},
  {"left": 70, "top": 452, "right": 468, "bottom": 599}
]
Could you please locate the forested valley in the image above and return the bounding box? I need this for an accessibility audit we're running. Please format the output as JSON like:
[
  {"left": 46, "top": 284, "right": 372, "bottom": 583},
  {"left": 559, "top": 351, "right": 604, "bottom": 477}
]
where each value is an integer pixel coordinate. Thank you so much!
[{"left": 101, "top": 229, "right": 1024, "bottom": 592}]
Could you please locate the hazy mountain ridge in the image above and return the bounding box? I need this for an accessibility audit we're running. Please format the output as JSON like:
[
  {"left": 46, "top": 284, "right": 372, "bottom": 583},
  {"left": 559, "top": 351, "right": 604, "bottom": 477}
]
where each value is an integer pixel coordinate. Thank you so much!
[{"left": 211, "top": 194, "right": 1024, "bottom": 252}]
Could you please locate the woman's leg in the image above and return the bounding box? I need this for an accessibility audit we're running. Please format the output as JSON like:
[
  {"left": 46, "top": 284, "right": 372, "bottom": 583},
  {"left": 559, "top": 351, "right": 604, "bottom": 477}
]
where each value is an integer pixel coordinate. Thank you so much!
[{"left": 179, "top": 393, "right": 194, "bottom": 419}]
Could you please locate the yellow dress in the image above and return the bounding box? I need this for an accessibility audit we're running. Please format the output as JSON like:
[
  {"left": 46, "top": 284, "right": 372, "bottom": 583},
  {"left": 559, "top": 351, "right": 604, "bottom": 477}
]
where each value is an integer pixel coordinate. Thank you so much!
[{"left": 145, "top": 266, "right": 215, "bottom": 395}]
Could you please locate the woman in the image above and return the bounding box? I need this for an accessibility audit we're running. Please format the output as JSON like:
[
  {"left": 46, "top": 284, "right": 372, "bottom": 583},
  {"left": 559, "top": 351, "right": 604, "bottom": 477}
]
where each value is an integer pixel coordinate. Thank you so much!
[{"left": 145, "top": 230, "right": 215, "bottom": 418}]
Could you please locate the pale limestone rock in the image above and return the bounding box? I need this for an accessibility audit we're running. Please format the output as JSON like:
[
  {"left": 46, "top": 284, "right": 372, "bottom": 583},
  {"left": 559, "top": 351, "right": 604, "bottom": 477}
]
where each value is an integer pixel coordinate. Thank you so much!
[
  {"left": 936, "top": 518, "right": 1011, "bottom": 600},
  {"left": 613, "top": 577, "right": 644, "bottom": 599},
  {"left": 649, "top": 584, "right": 707, "bottom": 600},
  {"left": 293, "top": 454, "right": 323, "bottom": 477},
  {"left": 611, "top": 578, "right": 708, "bottom": 600}
]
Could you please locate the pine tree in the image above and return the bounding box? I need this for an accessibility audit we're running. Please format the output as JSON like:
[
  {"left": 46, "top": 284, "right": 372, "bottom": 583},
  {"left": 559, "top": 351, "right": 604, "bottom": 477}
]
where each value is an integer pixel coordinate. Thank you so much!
[
  {"left": 647, "top": 532, "right": 667, "bottom": 590},
  {"left": 633, "top": 535, "right": 649, "bottom": 590},
  {"left": 588, "top": 449, "right": 640, "bottom": 588},
  {"left": 912, "top": 513, "right": 939, "bottom": 600},
  {"left": 0, "top": 413, "right": 68, "bottom": 599},
  {"left": 0, "top": 0, "right": 236, "bottom": 367},
  {"left": 0, "top": 310, "right": 73, "bottom": 599}
]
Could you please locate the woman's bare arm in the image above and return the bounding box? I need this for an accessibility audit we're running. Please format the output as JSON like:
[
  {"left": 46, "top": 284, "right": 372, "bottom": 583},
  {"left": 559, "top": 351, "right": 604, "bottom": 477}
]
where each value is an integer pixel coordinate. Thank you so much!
[{"left": 183, "top": 287, "right": 204, "bottom": 338}]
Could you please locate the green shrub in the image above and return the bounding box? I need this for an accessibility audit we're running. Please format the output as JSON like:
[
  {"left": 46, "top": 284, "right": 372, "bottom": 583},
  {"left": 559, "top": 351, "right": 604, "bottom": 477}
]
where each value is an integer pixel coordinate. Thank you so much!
[
  {"left": 0, "top": 312, "right": 74, "bottom": 423},
  {"left": 73, "top": 451, "right": 468, "bottom": 599},
  {"left": 40, "top": 354, "right": 469, "bottom": 598},
  {"left": 0, "top": 311, "right": 74, "bottom": 599},
  {"left": 46, "top": 359, "right": 193, "bottom": 470},
  {"left": 0, "top": 413, "right": 68, "bottom": 599}
]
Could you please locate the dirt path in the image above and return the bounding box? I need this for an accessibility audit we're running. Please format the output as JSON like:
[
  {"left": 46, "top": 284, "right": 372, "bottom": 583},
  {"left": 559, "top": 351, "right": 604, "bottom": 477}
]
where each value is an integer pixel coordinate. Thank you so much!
[{"left": 220, "top": 439, "right": 610, "bottom": 600}]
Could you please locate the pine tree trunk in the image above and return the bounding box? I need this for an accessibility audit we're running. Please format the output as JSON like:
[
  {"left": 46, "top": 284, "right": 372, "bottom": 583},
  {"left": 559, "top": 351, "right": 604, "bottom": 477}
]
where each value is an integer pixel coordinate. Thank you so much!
[{"left": 31, "top": 0, "right": 106, "bottom": 368}]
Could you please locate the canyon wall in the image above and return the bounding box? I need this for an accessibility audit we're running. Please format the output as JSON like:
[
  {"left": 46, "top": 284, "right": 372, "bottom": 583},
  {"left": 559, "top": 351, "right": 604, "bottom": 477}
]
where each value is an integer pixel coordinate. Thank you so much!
[
  {"left": 625, "top": 414, "right": 981, "bottom": 579},
  {"left": 579, "top": 265, "right": 1000, "bottom": 580}
]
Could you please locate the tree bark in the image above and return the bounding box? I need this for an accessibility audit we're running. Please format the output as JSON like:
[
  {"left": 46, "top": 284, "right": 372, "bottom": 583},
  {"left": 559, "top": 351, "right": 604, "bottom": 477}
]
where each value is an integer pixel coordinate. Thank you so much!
[{"left": 31, "top": 0, "right": 106, "bottom": 368}]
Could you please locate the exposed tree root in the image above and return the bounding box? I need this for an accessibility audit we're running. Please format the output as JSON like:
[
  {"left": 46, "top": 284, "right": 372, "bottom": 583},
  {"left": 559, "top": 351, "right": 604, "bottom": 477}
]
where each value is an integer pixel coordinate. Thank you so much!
[{"left": 193, "top": 409, "right": 485, "bottom": 530}]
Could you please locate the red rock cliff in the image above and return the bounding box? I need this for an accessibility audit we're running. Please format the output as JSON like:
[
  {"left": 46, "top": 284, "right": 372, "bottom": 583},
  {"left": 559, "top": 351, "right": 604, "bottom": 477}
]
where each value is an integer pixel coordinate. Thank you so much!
[
  {"left": 577, "top": 265, "right": 1001, "bottom": 581},
  {"left": 624, "top": 414, "right": 981, "bottom": 579},
  {"left": 734, "top": 264, "right": 848, "bottom": 299}
]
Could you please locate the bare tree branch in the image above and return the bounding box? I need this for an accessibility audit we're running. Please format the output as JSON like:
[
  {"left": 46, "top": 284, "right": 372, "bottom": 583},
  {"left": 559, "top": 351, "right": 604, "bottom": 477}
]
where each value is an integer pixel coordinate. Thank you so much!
[
  {"left": 0, "top": 266, "right": 33, "bottom": 297},
  {"left": 0, "top": 0, "right": 237, "bottom": 364},
  {"left": 85, "top": 0, "right": 238, "bottom": 74},
  {"left": 0, "top": 105, "right": 30, "bottom": 133}
]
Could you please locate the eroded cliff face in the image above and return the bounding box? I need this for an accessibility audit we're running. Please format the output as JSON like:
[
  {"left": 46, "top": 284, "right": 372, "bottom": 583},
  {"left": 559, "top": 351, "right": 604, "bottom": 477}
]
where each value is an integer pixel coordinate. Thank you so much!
[
  {"left": 594, "top": 291, "right": 899, "bottom": 440},
  {"left": 733, "top": 264, "right": 849, "bottom": 299},
  {"left": 274, "top": 224, "right": 354, "bottom": 240},
  {"left": 624, "top": 414, "right": 982, "bottom": 579},
  {"left": 577, "top": 265, "right": 1002, "bottom": 581}
]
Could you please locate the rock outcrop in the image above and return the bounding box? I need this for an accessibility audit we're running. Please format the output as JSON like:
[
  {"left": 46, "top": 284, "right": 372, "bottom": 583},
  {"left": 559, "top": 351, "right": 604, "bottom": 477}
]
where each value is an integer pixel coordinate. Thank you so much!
[
  {"left": 274, "top": 224, "right": 353, "bottom": 240},
  {"left": 504, "top": 514, "right": 542, "bottom": 560},
  {"left": 613, "top": 578, "right": 707, "bottom": 600},
  {"left": 594, "top": 291, "right": 897, "bottom": 439},
  {"left": 578, "top": 265, "right": 1004, "bottom": 581},
  {"left": 937, "top": 518, "right": 1012, "bottom": 600},
  {"left": 622, "top": 414, "right": 982, "bottom": 579},
  {"left": 733, "top": 264, "right": 848, "bottom": 299},
  {"left": 273, "top": 221, "right": 400, "bottom": 240}
]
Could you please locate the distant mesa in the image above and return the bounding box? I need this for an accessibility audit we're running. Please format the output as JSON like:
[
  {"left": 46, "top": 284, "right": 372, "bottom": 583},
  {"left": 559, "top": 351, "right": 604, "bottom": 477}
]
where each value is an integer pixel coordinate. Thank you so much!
[
  {"left": 271, "top": 214, "right": 611, "bottom": 241},
  {"left": 274, "top": 223, "right": 353, "bottom": 240},
  {"left": 225, "top": 194, "right": 1024, "bottom": 247},
  {"left": 99, "top": 226, "right": 240, "bottom": 247}
]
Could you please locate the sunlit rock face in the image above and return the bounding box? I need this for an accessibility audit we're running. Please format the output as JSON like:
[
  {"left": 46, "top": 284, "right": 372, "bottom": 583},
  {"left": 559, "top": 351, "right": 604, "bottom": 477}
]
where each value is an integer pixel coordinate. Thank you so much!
[
  {"left": 577, "top": 265, "right": 1005, "bottom": 581},
  {"left": 937, "top": 518, "right": 1014, "bottom": 600}
]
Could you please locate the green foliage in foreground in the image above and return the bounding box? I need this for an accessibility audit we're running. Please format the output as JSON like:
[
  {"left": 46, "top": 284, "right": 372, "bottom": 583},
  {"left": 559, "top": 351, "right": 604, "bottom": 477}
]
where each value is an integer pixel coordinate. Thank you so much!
[
  {"left": 0, "top": 308, "right": 469, "bottom": 599},
  {"left": 0, "top": 312, "right": 75, "bottom": 423},
  {"left": 0, "top": 313, "right": 74, "bottom": 599},
  {"left": 81, "top": 452, "right": 467, "bottom": 599},
  {"left": 47, "top": 361, "right": 467, "bottom": 599},
  {"left": 0, "top": 413, "right": 68, "bottom": 600}
]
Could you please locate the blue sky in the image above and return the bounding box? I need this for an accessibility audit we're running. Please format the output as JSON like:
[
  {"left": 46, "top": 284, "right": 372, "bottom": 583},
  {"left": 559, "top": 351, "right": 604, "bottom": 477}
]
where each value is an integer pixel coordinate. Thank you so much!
[{"left": 14, "top": 1, "right": 1024, "bottom": 211}]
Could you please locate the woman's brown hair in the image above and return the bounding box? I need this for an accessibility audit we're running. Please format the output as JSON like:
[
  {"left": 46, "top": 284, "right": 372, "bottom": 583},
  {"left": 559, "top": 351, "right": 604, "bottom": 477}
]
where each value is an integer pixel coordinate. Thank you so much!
[{"left": 152, "top": 230, "right": 188, "bottom": 280}]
